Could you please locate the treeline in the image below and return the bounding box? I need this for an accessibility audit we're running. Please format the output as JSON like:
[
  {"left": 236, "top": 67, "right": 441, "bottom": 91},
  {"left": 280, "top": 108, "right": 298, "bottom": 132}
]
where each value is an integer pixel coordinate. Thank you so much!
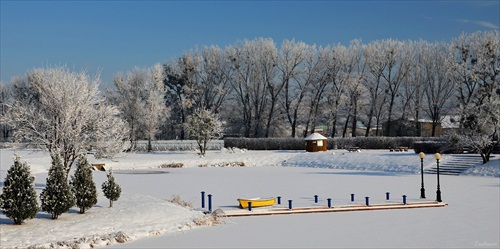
[{"left": 101, "top": 30, "right": 498, "bottom": 141}]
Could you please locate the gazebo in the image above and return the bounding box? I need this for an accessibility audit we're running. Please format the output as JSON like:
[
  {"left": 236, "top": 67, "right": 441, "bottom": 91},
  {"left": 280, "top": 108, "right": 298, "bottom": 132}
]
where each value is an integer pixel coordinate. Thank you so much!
[{"left": 304, "top": 132, "right": 327, "bottom": 152}]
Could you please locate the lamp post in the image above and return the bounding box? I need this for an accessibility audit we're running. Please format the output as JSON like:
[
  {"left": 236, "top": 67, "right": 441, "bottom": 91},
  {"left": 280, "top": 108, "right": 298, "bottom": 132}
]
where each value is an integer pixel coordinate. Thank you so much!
[
  {"left": 435, "top": 153, "right": 442, "bottom": 202},
  {"left": 419, "top": 152, "right": 426, "bottom": 199}
]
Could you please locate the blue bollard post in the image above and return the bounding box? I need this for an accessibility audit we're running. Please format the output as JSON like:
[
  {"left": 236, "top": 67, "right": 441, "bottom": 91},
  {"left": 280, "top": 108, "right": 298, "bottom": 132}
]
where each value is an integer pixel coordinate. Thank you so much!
[
  {"left": 327, "top": 198, "right": 332, "bottom": 208},
  {"left": 386, "top": 192, "right": 390, "bottom": 201},
  {"left": 403, "top": 195, "right": 407, "bottom": 205},
  {"left": 288, "top": 200, "right": 293, "bottom": 210},
  {"left": 208, "top": 194, "right": 212, "bottom": 212},
  {"left": 365, "top": 196, "right": 370, "bottom": 206},
  {"left": 277, "top": 196, "right": 281, "bottom": 205},
  {"left": 314, "top": 195, "right": 319, "bottom": 203},
  {"left": 248, "top": 202, "right": 252, "bottom": 211},
  {"left": 351, "top": 193, "right": 355, "bottom": 202},
  {"left": 201, "top": 191, "right": 205, "bottom": 208}
]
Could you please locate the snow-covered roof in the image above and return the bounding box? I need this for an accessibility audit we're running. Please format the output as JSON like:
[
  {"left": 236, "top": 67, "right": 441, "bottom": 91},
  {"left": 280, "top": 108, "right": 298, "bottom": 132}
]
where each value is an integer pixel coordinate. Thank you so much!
[{"left": 304, "top": 132, "right": 327, "bottom": 141}]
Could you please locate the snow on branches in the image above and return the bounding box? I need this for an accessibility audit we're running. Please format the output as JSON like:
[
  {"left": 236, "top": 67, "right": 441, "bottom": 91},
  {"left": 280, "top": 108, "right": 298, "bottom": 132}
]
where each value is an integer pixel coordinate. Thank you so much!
[
  {"left": 0, "top": 154, "right": 39, "bottom": 225},
  {"left": 3, "top": 66, "right": 129, "bottom": 177},
  {"left": 102, "top": 169, "right": 122, "bottom": 208},
  {"left": 184, "top": 108, "right": 222, "bottom": 156}
]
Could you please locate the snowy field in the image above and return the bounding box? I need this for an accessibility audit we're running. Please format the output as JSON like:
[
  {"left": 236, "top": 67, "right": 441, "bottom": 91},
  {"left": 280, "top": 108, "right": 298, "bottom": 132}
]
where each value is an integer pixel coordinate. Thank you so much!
[{"left": 0, "top": 148, "right": 499, "bottom": 248}]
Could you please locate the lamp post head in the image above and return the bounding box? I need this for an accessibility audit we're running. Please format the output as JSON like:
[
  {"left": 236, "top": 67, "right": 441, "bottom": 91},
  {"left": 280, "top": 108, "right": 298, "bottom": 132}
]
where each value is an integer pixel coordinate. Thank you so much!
[
  {"left": 419, "top": 152, "right": 425, "bottom": 159},
  {"left": 435, "top": 153, "right": 441, "bottom": 160}
]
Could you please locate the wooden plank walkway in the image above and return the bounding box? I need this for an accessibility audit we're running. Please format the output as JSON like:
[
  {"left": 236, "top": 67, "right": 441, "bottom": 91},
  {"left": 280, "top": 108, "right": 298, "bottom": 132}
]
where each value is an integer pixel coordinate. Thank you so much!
[{"left": 222, "top": 201, "right": 447, "bottom": 217}]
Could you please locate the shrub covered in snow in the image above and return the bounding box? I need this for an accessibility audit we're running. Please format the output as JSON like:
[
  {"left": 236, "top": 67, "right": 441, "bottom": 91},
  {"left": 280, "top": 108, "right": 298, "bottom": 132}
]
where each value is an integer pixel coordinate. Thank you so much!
[
  {"left": 40, "top": 154, "right": 76, "bottom": 219},
  {"left": 102, "top": 169, "right": 122, "bottom": 207},
  {"left": 0, "top": 154, "right": 39, "bottom": 225},
  {"left": 184, "top": 108, "right": 223, "bottom": 156},
  {"left": 70, "top": 154, "right": 98, "bottom": 214}
]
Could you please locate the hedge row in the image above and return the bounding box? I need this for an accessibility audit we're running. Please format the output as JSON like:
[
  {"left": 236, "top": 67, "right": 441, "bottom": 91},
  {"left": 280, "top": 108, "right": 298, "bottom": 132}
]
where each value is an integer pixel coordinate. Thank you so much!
[{"left": 223, "top": 137, "right": 445, "bottom": 152}]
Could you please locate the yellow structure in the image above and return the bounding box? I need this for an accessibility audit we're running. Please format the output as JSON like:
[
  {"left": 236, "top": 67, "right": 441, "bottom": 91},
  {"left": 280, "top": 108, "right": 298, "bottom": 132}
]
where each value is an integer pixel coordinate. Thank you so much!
[{"left": 238, "top": 197, "right": 276, "bottom": 209}]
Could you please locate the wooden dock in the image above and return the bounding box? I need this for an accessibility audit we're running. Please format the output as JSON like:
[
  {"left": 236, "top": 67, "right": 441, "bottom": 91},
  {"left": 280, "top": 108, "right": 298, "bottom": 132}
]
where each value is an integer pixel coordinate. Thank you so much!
[{"left": 222, "top": 201, "right": 447, "bottom": 217}]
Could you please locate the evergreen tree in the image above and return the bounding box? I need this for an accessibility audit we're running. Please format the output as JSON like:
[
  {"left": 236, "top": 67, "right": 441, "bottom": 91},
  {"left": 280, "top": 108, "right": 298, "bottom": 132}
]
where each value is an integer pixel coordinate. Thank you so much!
[
  {"left": 0, "top": 154, "right": 39, "bottom": 225},
  {"left": 102, "top": 169, "right": 121, "bottom": 207},
  {"left": 40, "top": 154, "right": 75, "bottom": 219},
  {"left": 70, "top": 154, "right": 98, "bottom": 214}
]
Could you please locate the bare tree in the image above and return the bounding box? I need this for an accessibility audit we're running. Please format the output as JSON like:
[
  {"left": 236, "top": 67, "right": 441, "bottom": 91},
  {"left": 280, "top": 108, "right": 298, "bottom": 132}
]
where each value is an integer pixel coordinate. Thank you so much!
[
  {"left": 302, "top": 45, "right": 332, "bottom": 137},
  {"left": 362, "top": 41, "right": 389, "bottom": 136},
  {"left": 377, "top": 40, "right": 413, "bottom": 136},
  {"left": 397, "top": 41, "right": 419, "bottom": 126},
  {"left": 326, "top": 40, "right": 362, "bottom": 137},
  {"left": 422, "top": 42, "right": 456, "bottom": 136},
  {"left": 279, "top": 40, "right": 309, "bottom": 137},
  {"left": 407, "top": 40, "right": 429, "bottom": 137},
  {"left": 226, "top": 38, "right": 272, "bottom": 137},
  {"left": 197, "top": 46, "right": 232, "bottom": 113}
]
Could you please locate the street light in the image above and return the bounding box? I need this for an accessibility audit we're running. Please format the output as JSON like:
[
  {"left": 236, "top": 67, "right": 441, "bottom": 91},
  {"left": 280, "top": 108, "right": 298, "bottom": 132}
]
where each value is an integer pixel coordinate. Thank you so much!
[
  {"left": 419, "top": 152, "right": 426, "bottom": 199},
  {"left": 435, "top": 153, "right": 442, "bottom": 202}
]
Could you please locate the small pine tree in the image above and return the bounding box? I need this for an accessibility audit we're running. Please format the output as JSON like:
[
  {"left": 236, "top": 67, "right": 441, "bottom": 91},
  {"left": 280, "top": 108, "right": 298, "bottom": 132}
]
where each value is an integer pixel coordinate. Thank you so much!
[
  {"left": 102, "top": 169, "right": 121, "bottom": 207},
  {"left": 0, "top": 154, "right": 39, "bottom": 225},
  {"left": 40, "top": 153, "right": 75, "bottom": 219},
  {"left": 70, "top": 154, "right": 98, "bottom": 214}
]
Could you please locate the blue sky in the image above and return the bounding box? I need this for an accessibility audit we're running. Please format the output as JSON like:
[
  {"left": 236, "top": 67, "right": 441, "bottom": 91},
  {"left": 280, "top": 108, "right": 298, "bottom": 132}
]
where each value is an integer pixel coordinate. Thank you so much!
[{"left": 1, "top": 0, "right": 499, "bottom": 85}]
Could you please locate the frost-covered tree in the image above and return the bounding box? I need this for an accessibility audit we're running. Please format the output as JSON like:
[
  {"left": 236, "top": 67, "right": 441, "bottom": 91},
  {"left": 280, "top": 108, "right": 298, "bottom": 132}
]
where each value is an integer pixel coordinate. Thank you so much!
[
  {"left": 278, "top": 39, "right": 309, "bottom": 137},
  {"left": 0, "top": 154, "right": 39, "bottom": 225},
  {"left": 378, "top": 40, "right": 413, "bottom": 136},
  {"left": 422, "top": 41, "right": 455, "bottom": 136},
  {"left": 70, "top": 154, "right": 98, "bottom": 214},
  {"left": 110, "top": 65, "right": 166, "bottom": 151},
  {"left": 3, "top": 66, "right": 129, "bottom": 178},
  {"left": 302, "top": 45, "right": 332, "bottom": 137},
  {"left": 40, "top": 154, "right": 75, "bottom": 219},
  {"left": 90, "top": 102, "right": 130, "bottom": 159},
  {"left": 185, "top": 108, "right": 223, "bottom": 156},
  {"left": 102, "top": 169, "right": 121, "bottom": 208},
  {"left": 0, "top": 81, "right": 12, "bottom": 140},
  {"left": 145, "top": 64, "right": 168, "bottom": 152},
  {"left": 362, "top": 41, "right": 389, "bottom": 136},
  {"left": 226, "top": 38, "right": 277, "bottom": 137},
  {"left": 450, "top": 31, "right": 500, "bottom": 163},
  {"left": 162, "top": 46, "right": 232, "bottom": 139},
  {"left": 330, "top": 40, "right": 363, "bottom": 138},
  {"left": 456, "top": 95, "right": 500, "bottom": 163},
  {"left": 163, "top": 56, "right": 198, "bottom": 140}
]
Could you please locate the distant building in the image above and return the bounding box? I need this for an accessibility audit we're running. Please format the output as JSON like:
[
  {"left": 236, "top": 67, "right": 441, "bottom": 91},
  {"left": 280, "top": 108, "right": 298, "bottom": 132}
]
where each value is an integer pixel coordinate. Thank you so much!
[
  {"left": 304, "top": 132, "right": 327, "bottom": 152},
  {"left": 382, "top": 115, "right": 460, "bottom": 137}
]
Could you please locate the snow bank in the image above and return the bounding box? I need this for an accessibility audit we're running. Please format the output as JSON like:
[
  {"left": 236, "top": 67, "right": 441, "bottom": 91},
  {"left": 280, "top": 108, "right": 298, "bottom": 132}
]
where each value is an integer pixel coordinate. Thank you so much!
[{"left": 0, "top": 191, "right": 203, "bottom": 248}]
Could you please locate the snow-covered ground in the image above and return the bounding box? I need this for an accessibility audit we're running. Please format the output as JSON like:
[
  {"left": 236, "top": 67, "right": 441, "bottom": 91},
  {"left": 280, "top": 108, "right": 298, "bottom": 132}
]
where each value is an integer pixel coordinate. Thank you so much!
[{"left": 1, "top": 148, "right": 499, "bottom": 248}]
